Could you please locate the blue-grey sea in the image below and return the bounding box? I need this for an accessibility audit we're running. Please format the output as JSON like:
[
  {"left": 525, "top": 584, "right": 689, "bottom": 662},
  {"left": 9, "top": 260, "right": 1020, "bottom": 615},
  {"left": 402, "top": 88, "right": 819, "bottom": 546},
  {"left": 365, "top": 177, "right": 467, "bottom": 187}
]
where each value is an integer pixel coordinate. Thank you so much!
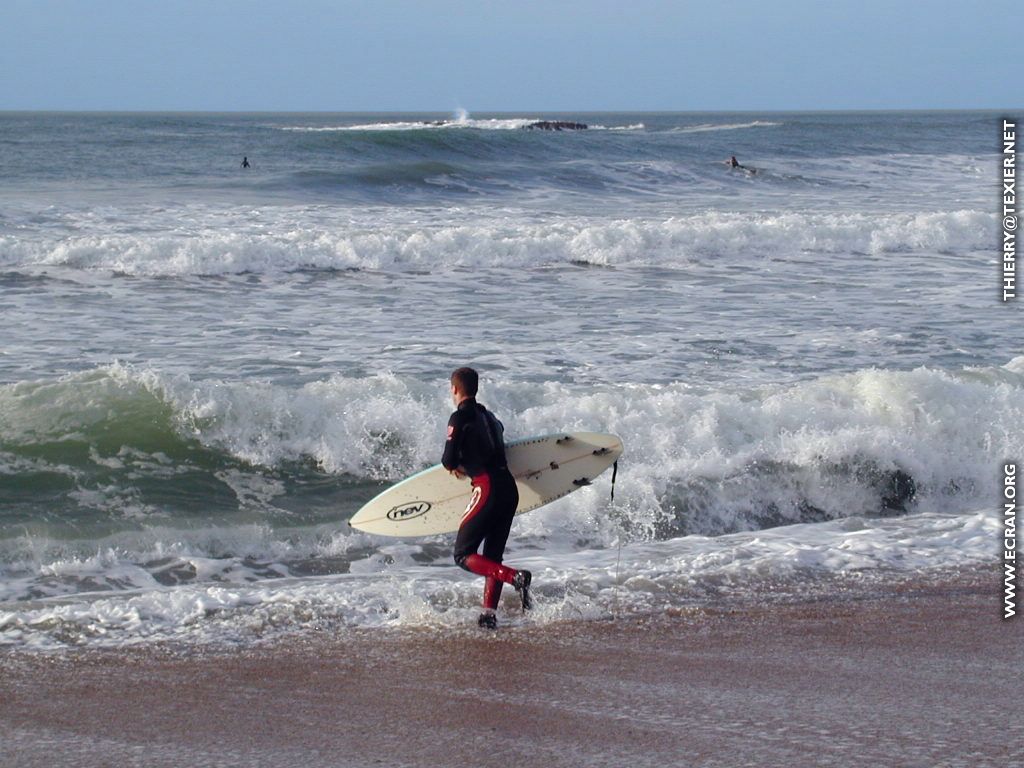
[{"left": 0, "top": 110, "right": 1017, "bottom": 649}]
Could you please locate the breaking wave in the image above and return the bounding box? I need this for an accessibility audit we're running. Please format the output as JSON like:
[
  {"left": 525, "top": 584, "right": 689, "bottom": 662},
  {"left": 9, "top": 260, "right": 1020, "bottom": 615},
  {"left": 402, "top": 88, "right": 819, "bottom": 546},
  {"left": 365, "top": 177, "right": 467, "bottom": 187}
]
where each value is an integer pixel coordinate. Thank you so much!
[
  {"left": 2, "top": 358, "right": 1020, "bottom": 540},
  {"left": 278, "top": 116, "right": 645, "bottom": 132},
  {"left": 2, "top": 358, "right": 1018, "bottom": 648},
  {"left": 0, "top": 210, "right": 994, "bottom": 276},
  {"left": 671, "top": 120, "right": 782, "bottom": 133}
]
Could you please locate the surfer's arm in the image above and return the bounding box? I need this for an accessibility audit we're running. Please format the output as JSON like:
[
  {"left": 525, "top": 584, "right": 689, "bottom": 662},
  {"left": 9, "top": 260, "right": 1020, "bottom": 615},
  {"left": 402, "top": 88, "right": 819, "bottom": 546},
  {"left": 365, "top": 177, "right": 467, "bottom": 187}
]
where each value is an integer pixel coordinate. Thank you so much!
[{"left": 441, "top": 411, "right": 464, "bottom": 473}]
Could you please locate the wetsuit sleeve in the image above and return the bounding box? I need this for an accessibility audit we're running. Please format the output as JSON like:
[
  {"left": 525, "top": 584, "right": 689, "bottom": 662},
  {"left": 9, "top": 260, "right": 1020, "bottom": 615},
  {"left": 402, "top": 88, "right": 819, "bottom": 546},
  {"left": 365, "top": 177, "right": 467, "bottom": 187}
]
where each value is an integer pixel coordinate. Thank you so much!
[{"left": 441, "top": 411, "right": 464, "bottom": 471}]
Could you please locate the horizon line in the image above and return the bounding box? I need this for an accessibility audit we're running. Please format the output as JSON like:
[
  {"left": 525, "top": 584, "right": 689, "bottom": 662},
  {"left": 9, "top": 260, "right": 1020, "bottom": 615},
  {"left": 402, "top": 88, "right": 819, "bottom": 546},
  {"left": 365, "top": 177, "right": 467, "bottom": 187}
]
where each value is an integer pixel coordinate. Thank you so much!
[{"left": 0, "top": 107, "right": 1020, "bottom": 115}]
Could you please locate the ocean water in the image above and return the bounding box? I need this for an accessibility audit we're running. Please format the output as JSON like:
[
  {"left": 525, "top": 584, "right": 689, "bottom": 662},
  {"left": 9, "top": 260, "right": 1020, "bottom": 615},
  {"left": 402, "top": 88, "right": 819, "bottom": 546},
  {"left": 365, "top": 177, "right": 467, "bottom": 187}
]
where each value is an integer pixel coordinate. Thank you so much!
[{"left": 0, "top": 110, "right": 1016, "bottom": 649}]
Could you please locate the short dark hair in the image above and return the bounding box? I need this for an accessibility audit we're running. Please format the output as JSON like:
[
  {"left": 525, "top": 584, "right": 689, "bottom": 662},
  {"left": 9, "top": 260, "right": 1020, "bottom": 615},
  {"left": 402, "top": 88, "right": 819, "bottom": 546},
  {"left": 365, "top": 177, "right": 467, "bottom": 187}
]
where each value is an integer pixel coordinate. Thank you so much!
[{"left": 450, "top": 367, "right": 479, "bottom": 397}]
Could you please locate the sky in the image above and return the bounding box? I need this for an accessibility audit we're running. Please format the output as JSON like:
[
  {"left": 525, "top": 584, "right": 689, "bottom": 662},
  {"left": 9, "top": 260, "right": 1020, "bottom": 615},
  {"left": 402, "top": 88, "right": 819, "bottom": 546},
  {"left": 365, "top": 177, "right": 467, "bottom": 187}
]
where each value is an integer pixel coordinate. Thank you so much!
[{"left": 1, "top": 0, "right": 1019, "bottom": 112}]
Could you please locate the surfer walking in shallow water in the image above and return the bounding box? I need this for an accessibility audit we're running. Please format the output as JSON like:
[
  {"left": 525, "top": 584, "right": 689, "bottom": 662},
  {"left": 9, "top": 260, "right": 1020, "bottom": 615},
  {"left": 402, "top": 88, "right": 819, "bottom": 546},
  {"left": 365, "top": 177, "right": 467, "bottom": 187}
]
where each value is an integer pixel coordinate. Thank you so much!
[{"left": 442, "top": 367, "right": 532, "bottom": 629}]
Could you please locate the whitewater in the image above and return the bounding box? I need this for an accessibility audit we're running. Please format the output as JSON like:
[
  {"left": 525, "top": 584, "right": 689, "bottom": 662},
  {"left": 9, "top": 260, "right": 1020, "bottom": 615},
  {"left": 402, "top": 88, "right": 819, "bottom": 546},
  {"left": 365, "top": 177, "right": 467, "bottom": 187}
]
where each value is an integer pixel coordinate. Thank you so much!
[{"left": 0, "top": 110, "right": 1014, "bottom": 650}]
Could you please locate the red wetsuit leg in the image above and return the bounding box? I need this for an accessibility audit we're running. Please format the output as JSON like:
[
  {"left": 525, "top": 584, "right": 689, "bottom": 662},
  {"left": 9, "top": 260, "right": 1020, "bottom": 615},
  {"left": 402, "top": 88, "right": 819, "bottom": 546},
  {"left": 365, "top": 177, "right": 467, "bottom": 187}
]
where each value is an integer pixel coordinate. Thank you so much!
[
  {"left": 483, "top": 576, "right": 503, "bottom": 610},
  {"left": 461, "top": 473, "right": 491, "bottom": 527},
  {"left": 462, "top": 553, "right": 517, "bottom": 584}
]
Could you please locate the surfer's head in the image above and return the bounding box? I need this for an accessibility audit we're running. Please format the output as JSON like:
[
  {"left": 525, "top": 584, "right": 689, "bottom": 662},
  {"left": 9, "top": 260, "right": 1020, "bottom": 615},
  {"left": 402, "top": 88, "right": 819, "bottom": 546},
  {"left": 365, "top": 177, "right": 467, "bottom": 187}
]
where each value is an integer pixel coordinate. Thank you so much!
[{"left": 450, "top": 367, "right": 479, "bottom": 403}]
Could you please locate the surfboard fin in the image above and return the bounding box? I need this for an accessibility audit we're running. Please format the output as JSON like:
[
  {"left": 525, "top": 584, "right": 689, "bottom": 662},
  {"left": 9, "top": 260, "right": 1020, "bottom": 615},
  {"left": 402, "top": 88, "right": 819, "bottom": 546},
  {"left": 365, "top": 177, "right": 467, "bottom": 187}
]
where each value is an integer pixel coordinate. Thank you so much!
[{"left": 572, "top": 477, "right": 591, "bottom": 487}]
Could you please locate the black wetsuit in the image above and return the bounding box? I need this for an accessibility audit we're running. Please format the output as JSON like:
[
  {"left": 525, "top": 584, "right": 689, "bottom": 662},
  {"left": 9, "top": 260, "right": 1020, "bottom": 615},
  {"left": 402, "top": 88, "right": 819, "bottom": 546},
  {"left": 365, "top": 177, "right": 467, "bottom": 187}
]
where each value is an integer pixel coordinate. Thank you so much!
[{"left": 442, "top": 398, "right": 520, "bottom": 606}]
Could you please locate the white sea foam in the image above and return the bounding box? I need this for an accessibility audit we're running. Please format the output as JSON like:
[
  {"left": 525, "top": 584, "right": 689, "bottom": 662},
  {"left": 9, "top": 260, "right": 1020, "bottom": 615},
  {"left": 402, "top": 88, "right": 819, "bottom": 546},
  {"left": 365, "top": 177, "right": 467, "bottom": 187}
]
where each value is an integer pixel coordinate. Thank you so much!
[
  {"left": 0, "top": 209, "right": 994, "bottom": 276},
  {"left": 165, "top": 369, "right": 444, "bottom": 478},
  {"left": 0, "top": 509, "right": 997, "bottom": 650}
]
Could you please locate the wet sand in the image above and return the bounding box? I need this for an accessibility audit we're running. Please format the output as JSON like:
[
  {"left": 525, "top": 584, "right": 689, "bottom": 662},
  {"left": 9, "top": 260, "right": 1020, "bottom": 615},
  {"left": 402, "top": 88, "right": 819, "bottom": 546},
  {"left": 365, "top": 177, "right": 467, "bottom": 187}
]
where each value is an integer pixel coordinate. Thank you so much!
[{"left": 1, "top": 577, "right": 1019, "bottom": 768}]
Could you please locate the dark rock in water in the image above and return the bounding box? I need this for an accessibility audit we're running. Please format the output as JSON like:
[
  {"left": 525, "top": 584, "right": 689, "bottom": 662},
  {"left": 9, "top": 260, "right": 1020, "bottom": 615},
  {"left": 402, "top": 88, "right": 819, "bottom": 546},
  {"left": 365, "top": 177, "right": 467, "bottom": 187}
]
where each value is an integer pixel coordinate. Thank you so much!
[
  {"left": 881, "top": 469, "right": 917, "bottom": 512},
  {"left": 524, "top": 121, "right": 589, "bottom": 131}
]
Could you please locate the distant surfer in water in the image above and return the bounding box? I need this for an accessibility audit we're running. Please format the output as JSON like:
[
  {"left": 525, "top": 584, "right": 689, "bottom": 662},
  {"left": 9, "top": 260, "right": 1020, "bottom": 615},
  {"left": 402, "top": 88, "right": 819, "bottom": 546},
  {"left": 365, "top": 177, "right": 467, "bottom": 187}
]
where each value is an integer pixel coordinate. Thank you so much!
[
  {"left": 729, "top": 155, "right": 756, "bottom": 174},
  {"left": 443, "top": 367, "right": 532, "bottom": 629},
  {"left": 241, "top": 156, "right": 250, "bottom": 168}
]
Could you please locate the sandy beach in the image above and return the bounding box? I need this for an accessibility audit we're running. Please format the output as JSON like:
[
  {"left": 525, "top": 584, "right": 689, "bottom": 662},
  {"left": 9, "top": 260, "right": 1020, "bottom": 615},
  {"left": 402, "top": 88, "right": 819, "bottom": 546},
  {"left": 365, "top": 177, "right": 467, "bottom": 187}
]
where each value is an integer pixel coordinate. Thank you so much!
[{"left": 2, "top": 571, "right": 1018, "bottom": 768}]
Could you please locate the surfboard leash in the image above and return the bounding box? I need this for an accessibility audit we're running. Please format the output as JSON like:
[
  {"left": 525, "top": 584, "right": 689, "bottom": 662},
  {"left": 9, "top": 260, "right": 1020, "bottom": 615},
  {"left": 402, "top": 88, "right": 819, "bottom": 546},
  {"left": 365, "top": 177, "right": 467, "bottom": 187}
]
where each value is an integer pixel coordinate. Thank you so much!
[{"left": 609, "top": 458, "right": 622, "bottom": 620}]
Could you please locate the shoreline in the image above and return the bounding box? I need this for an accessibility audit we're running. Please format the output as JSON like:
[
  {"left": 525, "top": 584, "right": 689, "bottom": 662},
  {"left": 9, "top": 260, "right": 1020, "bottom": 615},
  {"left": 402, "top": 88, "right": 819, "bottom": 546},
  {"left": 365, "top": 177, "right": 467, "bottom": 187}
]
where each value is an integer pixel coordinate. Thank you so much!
[{"left": 2, "top": 571, "right": 1018, "bottom": 767}]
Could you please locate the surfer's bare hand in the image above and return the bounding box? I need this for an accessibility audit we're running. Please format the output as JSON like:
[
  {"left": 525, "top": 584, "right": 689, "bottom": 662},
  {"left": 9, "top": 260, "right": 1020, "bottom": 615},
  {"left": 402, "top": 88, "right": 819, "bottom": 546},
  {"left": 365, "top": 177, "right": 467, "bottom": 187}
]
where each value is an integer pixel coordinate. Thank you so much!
[{"left": 449, "top": 468, "right": 466, "bottom": 479}]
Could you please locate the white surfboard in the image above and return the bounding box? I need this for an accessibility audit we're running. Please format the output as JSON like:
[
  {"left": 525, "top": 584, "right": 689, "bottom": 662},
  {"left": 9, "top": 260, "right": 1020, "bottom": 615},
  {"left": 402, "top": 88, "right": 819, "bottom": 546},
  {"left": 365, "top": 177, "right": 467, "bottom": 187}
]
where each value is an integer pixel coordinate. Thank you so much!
[{"left": 349, "top": 432, "right": 623, "bottom": 537}]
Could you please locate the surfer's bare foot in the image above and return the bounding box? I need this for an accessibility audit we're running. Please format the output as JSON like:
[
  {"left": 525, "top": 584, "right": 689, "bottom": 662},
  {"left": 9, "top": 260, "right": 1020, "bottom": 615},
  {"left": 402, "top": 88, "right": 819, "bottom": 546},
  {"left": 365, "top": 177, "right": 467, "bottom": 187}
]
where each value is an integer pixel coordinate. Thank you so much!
[
  {"left": 477, "top": 610, "right": 497, "bottom": 630},
  {"left": 513, "top": 570, "right": 532, "bottom": 611}
]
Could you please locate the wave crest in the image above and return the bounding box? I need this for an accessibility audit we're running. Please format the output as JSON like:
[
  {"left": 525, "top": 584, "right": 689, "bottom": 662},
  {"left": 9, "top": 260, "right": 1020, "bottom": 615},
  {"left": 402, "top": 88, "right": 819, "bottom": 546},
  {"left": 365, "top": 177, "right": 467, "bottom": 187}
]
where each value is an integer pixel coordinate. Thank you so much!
[
  {"left": 0, "top": 210, "right": 994, "bottom": 276},
  {"left": 2, "top": 360, "right": 1020, "bottom": 539},
  {"left": 278, "top": 116, "right": 645, "bottom": 132},
  {"left": 671, "top": 120, "right": 781, "bottom": 134}
]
